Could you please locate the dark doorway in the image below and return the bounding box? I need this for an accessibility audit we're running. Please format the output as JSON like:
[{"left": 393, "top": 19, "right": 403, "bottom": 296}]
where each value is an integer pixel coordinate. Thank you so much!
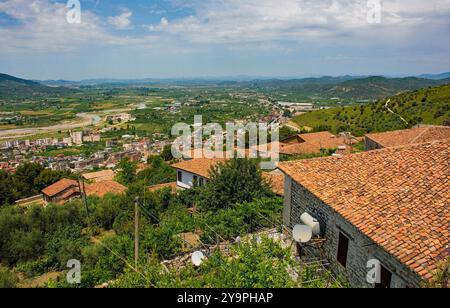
[{"left": 337, "top": 232, "right": 349, "bottom": 267}]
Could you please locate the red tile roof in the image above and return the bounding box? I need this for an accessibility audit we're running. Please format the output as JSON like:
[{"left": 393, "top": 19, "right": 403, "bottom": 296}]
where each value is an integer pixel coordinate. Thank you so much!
[
  {"left": 83, "top": 181, "right": 127, "bottom": 198},
  {"left": 42, "top": 179, "right": 79, "bottom": 197},
  {"left": 82, "top": 170, "right": 115, "bottom": 182},
  {"left": 172, "top": 158, "right": 226, "bottom": 178},
  {"left": 263, "top": 170, "right": 285, "bottom": 196},
  {"left": 366, "top": 126, "right": 450, "bottom": 148},
  {"left": 279, "top": 140, "right": 450, "bottom": 281},
  {"left": 257, "top": 131, "right": 352, "bottom": 156},
  {"left": 148, "top": 182, "right": 178, "bottom": 193}
]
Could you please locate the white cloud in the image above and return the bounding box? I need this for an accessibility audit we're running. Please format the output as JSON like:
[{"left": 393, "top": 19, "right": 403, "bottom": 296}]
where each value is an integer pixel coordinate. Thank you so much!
[
  {"left": 108, "top": 9, "right": 133, "bottom": 30},
  {"left": 147, "top": 0, "right": 450, "bottom": 49},
  {"left": 0, "top": 0, "right": 449, "bottom": 59},
  {"left": 0, "top": 0, "right": 135, "bottom": 52},
  {"left": 160, "top": 17, "right": 169, "bottom": 27}
]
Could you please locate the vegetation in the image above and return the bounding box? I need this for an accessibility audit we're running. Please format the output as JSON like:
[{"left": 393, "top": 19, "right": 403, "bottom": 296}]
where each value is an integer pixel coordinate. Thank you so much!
[
  {"left": 112, "top": 237, "right": 345, "bottom": 288},
  {"left": 0, "top": 73, "right": 75, "bottom": 100},
  {"left": 0, "top": 157, "right": 307, "bottom": 288},
  {"left": 197, "top": 159, "right": 274, "bottom": 210},
  {"left": 292, "top": 84, "right": 450, "bottom": 136},
  {"left": 0, "top": 267, "right": 17, "bottom": 288},
  {"left": 0, "top": 163, "right": 74, "bottom": 205}
]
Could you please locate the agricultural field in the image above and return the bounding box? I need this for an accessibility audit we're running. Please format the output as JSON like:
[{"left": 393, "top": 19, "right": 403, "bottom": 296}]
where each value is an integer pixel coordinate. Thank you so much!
[{"left": 0, "top": 86, "right": 272, "bottom": 141}]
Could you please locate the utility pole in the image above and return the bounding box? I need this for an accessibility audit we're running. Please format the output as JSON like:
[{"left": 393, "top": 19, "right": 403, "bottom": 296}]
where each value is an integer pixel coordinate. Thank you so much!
[{"left": 134, "top": 197, "right": 140, "bottom": 268}]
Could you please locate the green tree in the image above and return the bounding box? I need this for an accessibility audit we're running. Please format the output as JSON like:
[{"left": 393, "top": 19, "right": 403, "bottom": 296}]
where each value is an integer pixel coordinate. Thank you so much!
[
  {"left": 161, "top": 144, "right": 174, "bottom": 161},
  {"left": 116, "top": 158, "right": 137, "bottom": 185},
  {"left": 199, "top": 159, "right": 274, "bottom": 210}
]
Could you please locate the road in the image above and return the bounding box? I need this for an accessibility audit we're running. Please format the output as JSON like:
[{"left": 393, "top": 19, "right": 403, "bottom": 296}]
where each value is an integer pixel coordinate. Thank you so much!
[{"left": 0, "top": 112, "right": 101, "bottom": 140}]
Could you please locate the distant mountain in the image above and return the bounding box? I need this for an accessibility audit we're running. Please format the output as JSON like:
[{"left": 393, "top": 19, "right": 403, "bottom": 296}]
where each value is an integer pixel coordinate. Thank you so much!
[
  {"left": 248, "top": 75, "right": 450, "bottom": 100},
  {"left": 323, "top": 76, "right": 450, "bottom": 100},
  {"left": 418, "top": 72, "right": 450, "bottom": 80},
  {"left": 0, "top": 73, "right": 75, "bottom": 100}
]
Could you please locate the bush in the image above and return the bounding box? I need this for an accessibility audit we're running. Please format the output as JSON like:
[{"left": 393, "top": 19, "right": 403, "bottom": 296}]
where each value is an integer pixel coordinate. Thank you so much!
[
  {"left": 198, "top": 159, "right": 274, "bottom": 210},
  {"left": 0, "top": 267, "right": 17, "bottom": 288}
]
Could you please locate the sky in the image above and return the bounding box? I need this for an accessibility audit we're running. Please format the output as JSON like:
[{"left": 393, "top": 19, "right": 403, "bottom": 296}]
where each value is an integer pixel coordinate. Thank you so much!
[{"left": 0, "top": 0, "right": 449, "bottom": 80}]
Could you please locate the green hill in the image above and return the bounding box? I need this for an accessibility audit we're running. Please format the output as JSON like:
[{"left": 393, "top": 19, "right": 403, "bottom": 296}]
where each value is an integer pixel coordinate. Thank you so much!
[
  {"left": 0, "top": 73, "right": 75, "bottom": 100},
  {"left": 324, "top": 76, "right": 450, "bottom": 100},
  {"left": 249, "top": 76, "right": 450, "bottom": 101},
  {"left": 292, "top": 84, "right": 450, "bottom": 136}
]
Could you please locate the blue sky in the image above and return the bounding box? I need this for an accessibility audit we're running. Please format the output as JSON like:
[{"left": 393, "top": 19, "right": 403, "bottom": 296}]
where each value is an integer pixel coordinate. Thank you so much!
[{"left": 0, "top": 0, "right": 449, "bottom": 80}]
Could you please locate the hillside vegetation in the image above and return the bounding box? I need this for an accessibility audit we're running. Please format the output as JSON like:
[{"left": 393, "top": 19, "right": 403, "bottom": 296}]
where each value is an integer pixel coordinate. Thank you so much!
[
  {"left": 292, "top": 84, "right": 450, "bottom": 136},
  {"left": 0, "top": 74, "right": 74, "bottom": 100},
  {"left": 249, "top": 76, "right": 450, "bottom": 101}
]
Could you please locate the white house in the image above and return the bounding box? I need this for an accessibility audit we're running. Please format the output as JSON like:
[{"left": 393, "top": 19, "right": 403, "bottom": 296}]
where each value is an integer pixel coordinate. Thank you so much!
[{"left": 171, "top": 158, "right": 225, "bottom": 189}]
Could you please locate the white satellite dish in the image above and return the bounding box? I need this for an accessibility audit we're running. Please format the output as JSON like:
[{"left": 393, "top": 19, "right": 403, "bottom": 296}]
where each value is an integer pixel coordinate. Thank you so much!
[
  {"left": 191, "top": 251, "right": 206, "bottom": 267},
  {"left": 293, "top": 224, "right": 313, "bottom": 243},
  {"left": 300, "top": 213, "right": 321, "bottom": 236}
]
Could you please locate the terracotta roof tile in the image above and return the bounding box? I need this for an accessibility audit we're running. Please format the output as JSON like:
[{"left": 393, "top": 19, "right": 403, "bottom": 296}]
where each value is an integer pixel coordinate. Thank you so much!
[
  {"left": 279, "top": 139, "right": 450, "bottom": 281},
  {"left": 263, "top": 170, "right": 285, "bottom": 196},
  {"left": 258, "top": 131, "right": 352, "bottom": 156},
  {"left": 366, "top": 126, "right": 450, "bottom": 148},
  {"left": 172, "top": 158, "right": 226, "bottom": 178},
  {"left": 83, "top": 180, "right": 127, "bottom": 198},
  {"left": 42, "top": 179, "right": 79, "bottom": 197},
  {"left": 148, "top": 182, "right": 178, "bottom": 194},
  {"left": 82, "top": 170, "right": 115, "bottom": 182}
]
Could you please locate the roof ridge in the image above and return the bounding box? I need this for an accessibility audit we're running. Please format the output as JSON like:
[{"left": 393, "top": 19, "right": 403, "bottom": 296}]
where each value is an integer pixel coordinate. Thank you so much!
[{"left": 409, "top": 127, "right": 430, "bottom": 145}]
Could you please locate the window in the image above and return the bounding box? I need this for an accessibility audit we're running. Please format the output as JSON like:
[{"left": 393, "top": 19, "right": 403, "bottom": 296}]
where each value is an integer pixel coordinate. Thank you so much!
[
  {"left": 193, "top": 175, "right": 198, "bottom": 187},
  {"left": 199, "top": 178, "right": 204, "bottom": 187},
  {"left": 177, "top": 171, "right": 183, "bottom": 182},
  {"left": 337, "top": 232, "right": 349, "bottom": 267},
  {"left": 375, "top": 265, "right": 392, "bottom": 289}
]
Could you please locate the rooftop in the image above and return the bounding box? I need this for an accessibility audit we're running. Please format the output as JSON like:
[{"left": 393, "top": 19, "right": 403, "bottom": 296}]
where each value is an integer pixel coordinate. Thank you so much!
[
  {"left": 279, "top": 139, "right": 450, "bottom": 281},
  {"left": 172, "top": 158, "right": 226, "bottom": 178},
  {"left": 258, "top": 131, "right": 353, "bottom": 156},
  {"left": 83, "top": 180, "right": 127, "bottom": 198},
  {"left": 263, "top": 170, "right": 285, "bottom": 196},
  {"left": 149, "top": 182, "right": 178, "bottom": 194},
  {"left": 82, "top": 169, "right": 115, "bottom": 182},
  {"left": 366, "top": 126, "right": 450, "bottom": 148},
  {"left": 42, "top": 179, "right": 78, "bottom": 197}
]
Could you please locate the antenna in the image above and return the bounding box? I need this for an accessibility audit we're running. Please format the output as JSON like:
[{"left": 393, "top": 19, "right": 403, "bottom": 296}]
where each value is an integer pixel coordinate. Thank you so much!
[
  {"left": 292, "top": 224, "right": 313, "bottom": 243},
  {"left": 192, "top": 251, "right": 206, "bottom": 267}
]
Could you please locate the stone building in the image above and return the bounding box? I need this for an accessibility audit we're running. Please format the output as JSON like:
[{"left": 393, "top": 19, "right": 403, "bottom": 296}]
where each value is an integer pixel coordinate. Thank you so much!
[{"left": 279, "top": 140, "right": 449, "bottom": 288}]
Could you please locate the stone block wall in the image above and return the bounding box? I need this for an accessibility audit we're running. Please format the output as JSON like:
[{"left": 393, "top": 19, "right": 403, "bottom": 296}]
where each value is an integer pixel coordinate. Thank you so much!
[{"left": 284, "top": 176, "right": 423, "bottom": 288}]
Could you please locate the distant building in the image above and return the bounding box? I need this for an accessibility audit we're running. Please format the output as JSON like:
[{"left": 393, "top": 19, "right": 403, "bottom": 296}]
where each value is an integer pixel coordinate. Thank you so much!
[
  {"left": 42, "top": 179, "right": 80, "bottom": 205},
  {"left": 83, "top": 180, "right": 127, "bottom": 198},
  {"left": 107, "top": 113, "right": 134, "bottom": 123},
  {"left": 42, "top": 178, "right": 127, "bottom": 205},
  {"left": 72, "top": 156, "right": 106, "bottom": 170},
  {"left": 70, "top": 131, "right": 83, "bottom": 145},
  {"left": 278, "top": 102, "right": 314, "bottom": 112},
  {"left": 257, "top": 131, "right": 355, "bottom": 157},
  {"left": 82, "top": 170, "right": 116, "bottom": 182},
  {"left": 83, "top": 133, "right": 101, "bottom": 143},
  {"left": 172, "top": 158, "right": 224, "bottom": 189}
]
